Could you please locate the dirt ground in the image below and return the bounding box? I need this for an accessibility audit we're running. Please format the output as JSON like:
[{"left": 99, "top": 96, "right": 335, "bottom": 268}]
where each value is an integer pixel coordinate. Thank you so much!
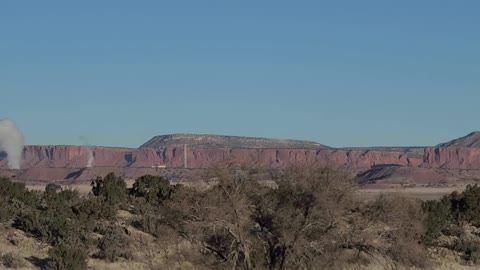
[
  {"left": 0, "top": 223, "right": 477, "bottom": 270},
  {"left": 24, "top": 180, "right": 467, "bottom": 201}
]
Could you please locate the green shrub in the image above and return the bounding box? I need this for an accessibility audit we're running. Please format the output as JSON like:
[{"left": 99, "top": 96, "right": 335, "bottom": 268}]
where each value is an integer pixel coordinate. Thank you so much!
[
  {"left": 454, "top": 237, "right": 480, "bottom": 264},
  {"left": 421, "top": 185, "right": 480, "bottom": 245},
  {"left": 12, "top": 184, "right": 96, "bottom": 246},
  {"left": 47, "top": 238, "right": 88, "bottom": 270},
  {"left": 74, "top": 197, "right": 116, "bottom": 223},
  {"left": 43, "top": 184, "right": 80, "bottom": 210},
  {"left": 1, "top": 253, "right": 25, "bottom": 268},
  {"left": 0, "top": 178, "right": 41, "bottom": 223},
  {"left": 130, "top": 210, "right": 161, "bottom": 237},
  {"left": 14, "top": 207, "right": 83, "bottom": 245},
  {"left": 0, "top": 178, "right": 28, "bottom": 200},
  {"left": 0, "top": 178, "right": 41, "bottom": 205},
  {"left": 96, "top": 226, "right": 131, "bottom": 262},
  {"left": 129, "top": 175, "right": 174, "bottom": 203},
  {"left": 91, "top": 173, "right": 127, "bottom": 207},
  {"left": 462, "top": 185, "right": 480, "bottom": 225},
  {"left": 423, "top": 198, "right": 451, "bottom": 244},
  {"left": 0, "top": 200, "right": 17, "bottom": 223}
]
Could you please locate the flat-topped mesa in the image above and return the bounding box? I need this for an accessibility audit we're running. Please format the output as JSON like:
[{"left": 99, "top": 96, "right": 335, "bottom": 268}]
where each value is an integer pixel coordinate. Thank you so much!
[
  {"left": 140, "top": 134, "right": 330, "bottom": 149},
  {"left": 437, "top": 132, "right": 480, "bottom": 148}
]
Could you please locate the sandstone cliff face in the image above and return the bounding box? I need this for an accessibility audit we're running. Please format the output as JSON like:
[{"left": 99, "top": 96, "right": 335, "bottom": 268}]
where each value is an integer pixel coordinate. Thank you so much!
[
  {"left": 1, "top": 145, "right": 478, "bottom": 170},
  {"left": 0, "top": 145, "right": 426, "bottom": 181},
  {"left": 423, "top": 147, "right": 480, "bottom": 169},
  {"left": 1, "top": 145, "right": 479, "bottom": 181},
  {"left": 21, "top": 145, "right": 133, "bottom": 168},
  {"left": 0, "top": 145, "right": 421, "bottom": 170}
]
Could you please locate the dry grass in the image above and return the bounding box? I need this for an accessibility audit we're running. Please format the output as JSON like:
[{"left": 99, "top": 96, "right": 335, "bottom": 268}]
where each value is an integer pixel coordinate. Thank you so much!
[
  {"left": 25, "top": 180, "right": 467, "bottom": 201},
  {"left": 25, "top": 180, "right": 137, "bottom": 195},
  {"left": 10, "top": 176, "right": 480, "bottom": 270},
  {"left": 0, "top": 224, "right": 49, "bottom": 269},
  {"left": 357, "top": 186, "right": 467, "bottom": 201},
  {"left": 87, "top": 225, "right": 199, "bottom": 270},
  {"left": 1, "top": 193, "right": 479, "bottom": 269}
]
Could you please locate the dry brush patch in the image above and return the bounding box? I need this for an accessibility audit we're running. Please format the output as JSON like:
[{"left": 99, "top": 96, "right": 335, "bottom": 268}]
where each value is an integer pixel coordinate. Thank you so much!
[{"left": 5, "top": 165, "right": 480, "bottom": 269}]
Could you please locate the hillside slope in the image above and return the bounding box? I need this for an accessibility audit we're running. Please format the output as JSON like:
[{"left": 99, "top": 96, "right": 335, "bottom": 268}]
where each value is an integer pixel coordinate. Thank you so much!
[
  {"left": 140, "top": 134, "right": 329, "bottom": 149},
  {"left": 438, "top": 132, "right": 480, "bottom": 147}
]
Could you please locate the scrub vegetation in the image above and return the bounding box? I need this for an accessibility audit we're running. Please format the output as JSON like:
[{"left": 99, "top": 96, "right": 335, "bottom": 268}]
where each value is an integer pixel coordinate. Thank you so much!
[{"left": 0, "top": 163, "right": 479, "bottom": 269}]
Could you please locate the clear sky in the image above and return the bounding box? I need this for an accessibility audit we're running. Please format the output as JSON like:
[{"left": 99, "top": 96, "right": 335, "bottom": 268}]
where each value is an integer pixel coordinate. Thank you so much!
[{"left": 1, "top": 1, "right": 479, "bottom": 148}]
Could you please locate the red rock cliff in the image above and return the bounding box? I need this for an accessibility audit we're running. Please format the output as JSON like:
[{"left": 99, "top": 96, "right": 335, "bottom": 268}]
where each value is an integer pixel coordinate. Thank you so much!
[
  {"left": 3, "top": 145, "right": 480, "bottom": 181},
  {"left": 423, "top": 147, "right": 480, "bottom": 169},
  {"left": 0, "top": 145, "right": 423, "bottom": 170}
]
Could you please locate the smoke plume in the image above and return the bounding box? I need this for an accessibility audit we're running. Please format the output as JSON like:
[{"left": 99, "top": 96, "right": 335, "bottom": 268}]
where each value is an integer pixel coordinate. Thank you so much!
[
  {"left": 87, "top": 148, "right": 94, "bottom": 168},
  {"left": 0, "top": 119, "right": 25, "bottom": 170},
  {"left": 79, "top": 136, "right": 94, "bottom": 168}
]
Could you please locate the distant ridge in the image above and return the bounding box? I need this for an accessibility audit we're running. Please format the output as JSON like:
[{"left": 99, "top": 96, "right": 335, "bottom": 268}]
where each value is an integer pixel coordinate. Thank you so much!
[
  {"left": 139, "top": 134, "right": 329, "bottom": 149},
  {"left": 437, "top": 132, "right": 480, "bottom": 148}
]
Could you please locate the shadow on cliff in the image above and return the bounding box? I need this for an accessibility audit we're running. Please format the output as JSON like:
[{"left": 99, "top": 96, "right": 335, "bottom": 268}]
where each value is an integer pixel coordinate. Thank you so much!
[{"left": 356, "top": 164, "right": 402, "bottom": 184}]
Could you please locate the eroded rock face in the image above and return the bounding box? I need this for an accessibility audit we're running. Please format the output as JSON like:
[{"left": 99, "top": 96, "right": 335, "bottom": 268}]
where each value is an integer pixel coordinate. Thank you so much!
[
  {"left": 0, "top": 145, "right": 425, "bottom": 181},
  {"left": 0, "top": 145, "right": 423, "bottom": 170},
  {"left": 1, "top": 144, "right": 480, "bottom": 182},
  {"left": 21, "top": 145, "right": 133, "bottom": 168},
  {"left": 423, "top": 147, "right": 480, "bottom": 169}
]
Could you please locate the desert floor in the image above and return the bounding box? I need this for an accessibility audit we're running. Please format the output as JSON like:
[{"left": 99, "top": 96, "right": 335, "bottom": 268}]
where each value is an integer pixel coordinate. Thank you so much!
[{"left": 23, "top": 180, "right": 466, "bottom": 201}]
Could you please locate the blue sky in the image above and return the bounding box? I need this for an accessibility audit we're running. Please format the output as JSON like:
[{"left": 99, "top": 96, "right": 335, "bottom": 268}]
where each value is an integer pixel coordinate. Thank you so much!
[{"left": 1, "top": 1, "right": 479, "bottom": 148}]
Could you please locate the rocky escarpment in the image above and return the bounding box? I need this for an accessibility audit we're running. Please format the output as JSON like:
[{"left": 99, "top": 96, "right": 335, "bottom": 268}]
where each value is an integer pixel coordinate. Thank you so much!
[
  {"left": 0, "top": 145, "right": 423, "bottom": 181},
  {"left": 21, "top": 145, "right": 133, "bottom": 168},
  {"left": 5, "top": 145, "right": 480, "bottom": 182},
  {"left": 1, "top": 145, "right": 420, "bottom": 170},
  {"left": 422, "top": 147, "right": 480, "bottom": 169},
  {"left": 1, "top": 133, "right": 480, "bottom": 182},
  {"left": 437, "top": 132, "right": 480, "bottom": 148}
]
